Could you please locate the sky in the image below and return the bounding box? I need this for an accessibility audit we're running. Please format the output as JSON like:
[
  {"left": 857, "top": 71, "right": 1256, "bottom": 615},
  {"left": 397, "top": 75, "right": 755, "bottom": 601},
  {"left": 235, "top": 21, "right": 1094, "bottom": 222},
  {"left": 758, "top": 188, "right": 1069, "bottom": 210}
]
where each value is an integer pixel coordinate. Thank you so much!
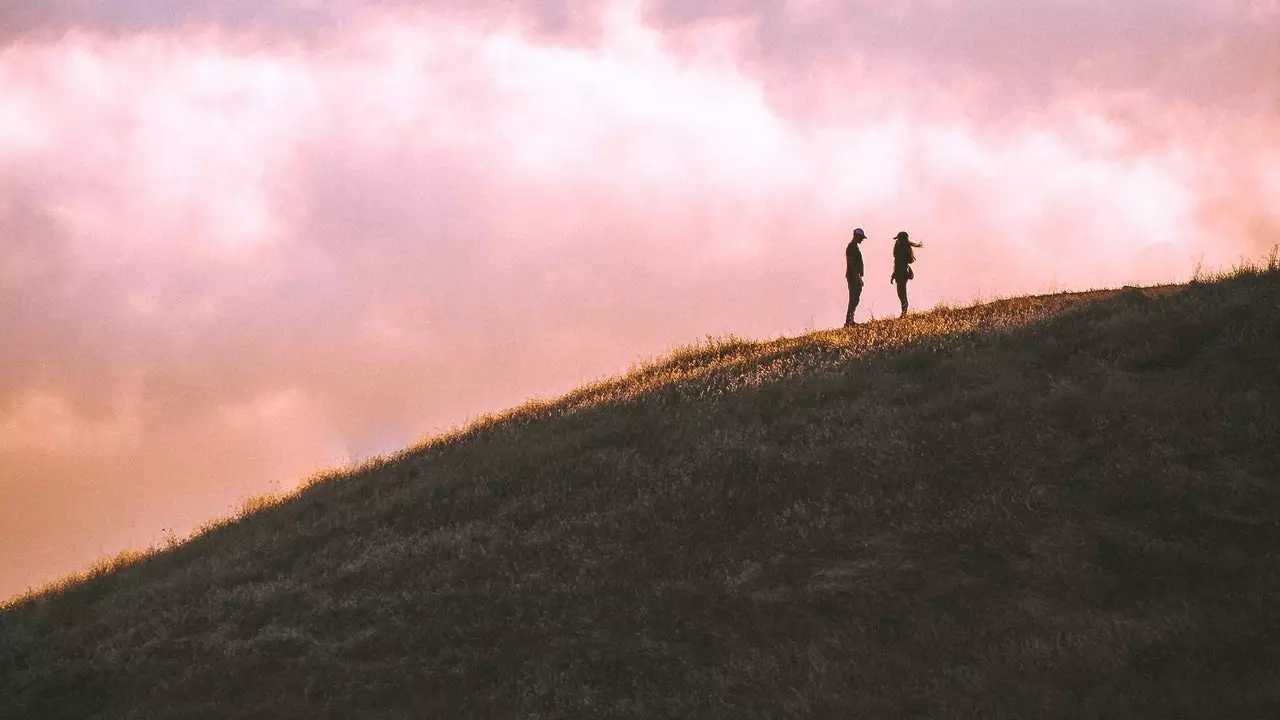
[{"left": 2, "top": 0, "right": 1278, "bottom": 599}]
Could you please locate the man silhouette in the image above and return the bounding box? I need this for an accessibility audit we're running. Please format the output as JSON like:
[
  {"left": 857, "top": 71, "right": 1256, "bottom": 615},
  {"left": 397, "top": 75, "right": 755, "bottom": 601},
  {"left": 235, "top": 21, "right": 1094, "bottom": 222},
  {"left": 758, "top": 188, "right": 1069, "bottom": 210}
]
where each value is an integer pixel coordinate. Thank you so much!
[
  {"left": 890, "top": 231, "right": 924, "bottom": 317},
  {"left": 845, "top": 228, "right": 866, "bottom": 327}
]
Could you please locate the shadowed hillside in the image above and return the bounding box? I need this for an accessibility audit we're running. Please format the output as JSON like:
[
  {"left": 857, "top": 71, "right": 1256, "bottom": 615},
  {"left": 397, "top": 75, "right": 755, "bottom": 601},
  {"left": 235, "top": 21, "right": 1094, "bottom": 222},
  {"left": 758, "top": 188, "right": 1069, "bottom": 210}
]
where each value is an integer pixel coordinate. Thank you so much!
[{"left": 3, "top": 268, "right": 1279, "bottom": 719}]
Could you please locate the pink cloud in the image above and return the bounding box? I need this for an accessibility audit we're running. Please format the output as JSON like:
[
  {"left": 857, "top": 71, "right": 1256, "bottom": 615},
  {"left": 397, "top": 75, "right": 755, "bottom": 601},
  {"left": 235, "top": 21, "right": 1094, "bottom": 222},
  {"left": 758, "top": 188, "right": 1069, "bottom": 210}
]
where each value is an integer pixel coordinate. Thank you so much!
[{"left": 2, "top": 1, "right": 1278, "bottom": 598}]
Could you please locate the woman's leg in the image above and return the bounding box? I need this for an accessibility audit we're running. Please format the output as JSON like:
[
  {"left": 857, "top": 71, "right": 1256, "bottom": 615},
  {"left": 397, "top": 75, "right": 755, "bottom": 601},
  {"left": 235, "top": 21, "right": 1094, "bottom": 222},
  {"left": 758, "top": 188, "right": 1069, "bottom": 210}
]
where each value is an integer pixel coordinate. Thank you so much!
[{"left": 896, "top": 279, "right": 909, "bottom": 316}]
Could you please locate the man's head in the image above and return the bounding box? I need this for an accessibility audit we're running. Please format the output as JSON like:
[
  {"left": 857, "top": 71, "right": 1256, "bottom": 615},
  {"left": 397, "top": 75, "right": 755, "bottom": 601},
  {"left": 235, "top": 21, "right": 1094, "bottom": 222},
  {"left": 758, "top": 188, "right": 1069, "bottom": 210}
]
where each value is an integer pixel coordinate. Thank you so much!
[
  {"left": 894, "top": 231, "right": 910, "bottom": 242},
  {"left": 853, "top": 228, "right": 866, "bottom": 242}
]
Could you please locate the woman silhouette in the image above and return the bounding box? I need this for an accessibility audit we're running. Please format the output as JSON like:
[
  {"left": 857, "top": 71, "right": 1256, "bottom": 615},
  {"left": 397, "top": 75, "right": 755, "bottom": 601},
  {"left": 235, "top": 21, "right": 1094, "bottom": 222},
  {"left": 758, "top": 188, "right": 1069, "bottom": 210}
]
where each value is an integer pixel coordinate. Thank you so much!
[{"left": 890, "top": 231, "right": 924, "bottom": 317}]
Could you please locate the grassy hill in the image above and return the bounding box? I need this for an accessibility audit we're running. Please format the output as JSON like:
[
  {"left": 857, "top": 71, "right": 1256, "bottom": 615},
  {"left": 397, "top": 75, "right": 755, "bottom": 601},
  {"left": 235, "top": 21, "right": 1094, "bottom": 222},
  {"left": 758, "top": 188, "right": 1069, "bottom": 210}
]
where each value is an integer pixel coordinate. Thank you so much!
[{"left": 3, "top": 268, "right": 1279, "bottom": 719}]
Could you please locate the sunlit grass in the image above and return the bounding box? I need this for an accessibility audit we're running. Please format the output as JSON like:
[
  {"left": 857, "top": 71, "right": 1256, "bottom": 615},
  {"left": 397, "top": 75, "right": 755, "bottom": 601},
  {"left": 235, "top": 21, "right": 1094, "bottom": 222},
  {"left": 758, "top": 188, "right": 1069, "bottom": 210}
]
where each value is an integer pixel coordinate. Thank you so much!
[{"left": 2, "top": 262, "right": 1279, "bottom": 718}]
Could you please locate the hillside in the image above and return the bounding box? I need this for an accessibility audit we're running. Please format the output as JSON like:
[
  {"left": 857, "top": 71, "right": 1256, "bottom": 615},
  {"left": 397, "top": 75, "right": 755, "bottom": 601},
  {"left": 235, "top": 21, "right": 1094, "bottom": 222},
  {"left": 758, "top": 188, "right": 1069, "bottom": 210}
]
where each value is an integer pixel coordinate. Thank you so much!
[{"left": 3, "top": 269, "right": 1279, "bottom": 719}]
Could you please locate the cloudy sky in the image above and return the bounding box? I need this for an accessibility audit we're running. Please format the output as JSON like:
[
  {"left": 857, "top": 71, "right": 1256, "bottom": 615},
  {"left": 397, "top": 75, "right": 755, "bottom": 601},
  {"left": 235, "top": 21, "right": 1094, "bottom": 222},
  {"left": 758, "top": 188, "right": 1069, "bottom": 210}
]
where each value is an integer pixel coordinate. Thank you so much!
[{"left": 2, "top": 0, "right": 1278, "bottom": 599}]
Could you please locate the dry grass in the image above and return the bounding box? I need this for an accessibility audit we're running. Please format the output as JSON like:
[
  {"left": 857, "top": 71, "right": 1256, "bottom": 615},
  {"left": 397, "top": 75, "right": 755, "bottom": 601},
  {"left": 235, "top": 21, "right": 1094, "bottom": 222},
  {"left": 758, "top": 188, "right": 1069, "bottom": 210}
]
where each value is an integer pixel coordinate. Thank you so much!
[{"left": 2, "top": 267, "right": 1279, "bottom": 719}]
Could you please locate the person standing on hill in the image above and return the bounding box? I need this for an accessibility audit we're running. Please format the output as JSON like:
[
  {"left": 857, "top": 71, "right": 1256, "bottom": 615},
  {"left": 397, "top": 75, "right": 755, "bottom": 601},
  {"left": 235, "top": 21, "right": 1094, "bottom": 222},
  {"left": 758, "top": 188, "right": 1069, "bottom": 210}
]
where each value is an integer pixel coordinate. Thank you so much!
[
  {"left": 845, "top": 227, "right": 866, "bottom": 327},
  {"left": 890, "top": 230, "right": 924, "bottom": 317}
]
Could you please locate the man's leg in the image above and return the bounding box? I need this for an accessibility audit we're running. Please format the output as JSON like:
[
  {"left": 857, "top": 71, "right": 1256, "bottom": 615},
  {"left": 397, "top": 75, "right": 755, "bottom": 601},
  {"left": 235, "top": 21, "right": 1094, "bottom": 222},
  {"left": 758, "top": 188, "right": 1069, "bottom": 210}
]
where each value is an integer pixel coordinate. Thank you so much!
[
  {"left": 896, "top": 279, "right": 909, "bottom": 317},
  {"left": 846, "top": 279, "right": 862, "bottom": 326}
]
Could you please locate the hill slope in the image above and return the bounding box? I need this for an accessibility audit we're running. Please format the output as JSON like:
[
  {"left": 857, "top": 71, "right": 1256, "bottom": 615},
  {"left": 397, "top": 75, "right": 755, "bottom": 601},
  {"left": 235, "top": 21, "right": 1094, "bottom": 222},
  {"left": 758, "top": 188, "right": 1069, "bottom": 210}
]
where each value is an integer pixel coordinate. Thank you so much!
[{"left": 3, "top": 270, "right": 1280, "bottom": 719}]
